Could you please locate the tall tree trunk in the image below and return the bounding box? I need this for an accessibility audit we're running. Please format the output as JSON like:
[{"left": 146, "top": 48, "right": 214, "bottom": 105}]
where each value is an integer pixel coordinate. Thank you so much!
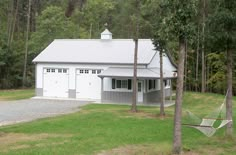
[
  {"left": 132, "top": 39, "right": 138, "bottom": 112},
  {"left": 210, "top": 65, "right": 212, "bottom": 92},
  {"left": 10, "top": 0, "right": 19, "bottom": 44},
  {"left": 131, "top": 0, "right": 139, "bottom": 112},
  {"left": 184, "top": 41, "right": 188, "bottom": 91},
  {"left": 7, "top": 0, "right": 14, "bottom": 48},
  {"left": 160, "top": 48, "right": 165, "bottom": 116},
  {"left": 173, "top": 37, "right": 185, "bottom": 154},
  {"left": 22, "top": 0, "right": 31, "bottom": 87},
  {"left": 226, "top": 48, "right": 233, "bottom": 136},
  {"left": 195, "top": 24, "right": 200, "bottom": 92},
  {"left": 201, "top": 0, "right": 206, "bottom": 93},
  {"left": 65, "top": 0, "right": 87, "bottom": 17}
]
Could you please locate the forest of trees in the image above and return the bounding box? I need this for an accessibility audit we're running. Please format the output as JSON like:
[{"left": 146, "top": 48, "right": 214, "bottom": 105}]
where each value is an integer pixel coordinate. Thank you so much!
[
  {"left": 0, "top": 0, "right": 235, "bottom": 154},
  {"left": 0, "top": 0, "right": 236, "bottom": 93},
  {"left": 0, "top": 0, "right": 235, "bottom": 94}
]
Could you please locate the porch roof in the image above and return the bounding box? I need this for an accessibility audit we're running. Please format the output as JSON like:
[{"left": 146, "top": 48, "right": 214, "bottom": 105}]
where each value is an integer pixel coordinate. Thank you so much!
[{"left": 98, "top": 67, "right": 177, "bottom": 79}]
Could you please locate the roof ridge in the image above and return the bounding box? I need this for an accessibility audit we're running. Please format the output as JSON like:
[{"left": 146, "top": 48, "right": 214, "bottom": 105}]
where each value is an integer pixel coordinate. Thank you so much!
[{"left": 53, "top": 39, "right": 152, "bottom": 41}]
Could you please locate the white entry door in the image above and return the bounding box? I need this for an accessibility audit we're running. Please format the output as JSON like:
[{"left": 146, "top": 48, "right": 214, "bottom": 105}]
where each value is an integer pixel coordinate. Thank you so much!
[
  {"left": 43, "top": 68, "right": 69, "bottom": 98},
  {"left": 137, "top": 81, "right": 143, "bottom": 102}
]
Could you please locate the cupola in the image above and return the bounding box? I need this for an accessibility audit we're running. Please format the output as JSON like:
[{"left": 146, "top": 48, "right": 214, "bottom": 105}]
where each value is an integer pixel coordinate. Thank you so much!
[{"left": 101, "top": 28, "right": 112, "bottom": 40}]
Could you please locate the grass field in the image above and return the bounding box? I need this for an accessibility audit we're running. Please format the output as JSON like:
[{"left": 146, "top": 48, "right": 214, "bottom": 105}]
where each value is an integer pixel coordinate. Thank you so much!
[
  {"left": 0, "top": 91, "right": 235, "bottom": 154},
  {"left": 0, "top": 89, "right": 34, "bottom": 100}
]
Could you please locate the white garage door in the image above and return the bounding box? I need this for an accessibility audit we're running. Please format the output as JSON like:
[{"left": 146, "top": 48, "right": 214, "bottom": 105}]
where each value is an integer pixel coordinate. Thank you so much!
[
  {"left": 43, "top": 68, "right": 69, "bottom": 98},
  {"left": 76, "top": 69, "right": 101, "bottom": 99}
]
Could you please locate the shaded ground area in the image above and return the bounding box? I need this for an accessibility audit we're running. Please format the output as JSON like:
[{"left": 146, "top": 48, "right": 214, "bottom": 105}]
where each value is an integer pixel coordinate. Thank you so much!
[{"left": 0, "top": 99, "right": 88, "bottom": 126}]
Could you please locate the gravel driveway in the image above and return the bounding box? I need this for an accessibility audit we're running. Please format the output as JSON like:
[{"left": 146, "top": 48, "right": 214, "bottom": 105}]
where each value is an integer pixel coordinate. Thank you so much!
[{"left": 0, "top": 99, "right": 89, "bottom": 126}]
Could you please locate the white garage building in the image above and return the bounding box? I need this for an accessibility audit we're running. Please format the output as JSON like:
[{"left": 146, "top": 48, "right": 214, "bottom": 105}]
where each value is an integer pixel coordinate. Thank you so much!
[{"left": 33, "top": 29, "right": 177, "bottom": 104}]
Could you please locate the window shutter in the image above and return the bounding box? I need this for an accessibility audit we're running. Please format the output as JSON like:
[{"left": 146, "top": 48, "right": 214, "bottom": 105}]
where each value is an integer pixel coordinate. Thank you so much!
[
  {"left": 153, "top": 80, "right": 156, "bottom": 89},
  {"left": 112, "top": 79, "right": 115, "bottom": 89},
  {"left": 128, "top": 79, "right": 132, "bottom": 90},
  {"left": 148, "top": 80, "right": 152, "bottom": 90}
]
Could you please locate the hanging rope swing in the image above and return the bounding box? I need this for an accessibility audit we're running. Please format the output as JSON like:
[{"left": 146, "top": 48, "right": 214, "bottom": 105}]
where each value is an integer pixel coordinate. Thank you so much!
[{"left": 182, "top": 90, "right": 232, "bottom": 137}]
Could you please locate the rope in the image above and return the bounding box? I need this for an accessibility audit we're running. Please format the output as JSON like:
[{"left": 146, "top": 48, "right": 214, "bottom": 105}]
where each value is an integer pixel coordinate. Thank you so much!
[{"left": 182, "top": 90, "right": 232, "bottom": 137}]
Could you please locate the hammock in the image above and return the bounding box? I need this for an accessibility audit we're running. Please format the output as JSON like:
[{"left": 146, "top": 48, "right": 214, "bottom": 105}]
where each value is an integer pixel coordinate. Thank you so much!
[{"left": 183, "top": 91, "right": 232, "bottom": 137}]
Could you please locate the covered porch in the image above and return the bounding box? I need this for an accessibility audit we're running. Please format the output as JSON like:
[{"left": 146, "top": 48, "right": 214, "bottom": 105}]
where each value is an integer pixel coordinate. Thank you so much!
[{"left": 98, "top": 67, "right": 176, "bottom": 104}]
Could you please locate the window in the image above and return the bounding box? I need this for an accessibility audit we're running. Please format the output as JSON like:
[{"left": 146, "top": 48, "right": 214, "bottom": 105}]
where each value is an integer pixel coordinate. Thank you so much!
[
  {"left": 46, "top": 69, "right": 50, "bottom": 72},
  {"left": 58, "top": 69, "right": 62, "bottom": 73},
  {"left": 85, "top": 70, "right": 89, "bottom": 74},
  {"left": 97, "top": 70, "right": 101, "bottom": 74},
  {"left": 121, "top": 80, "right": 128, "bottom": 88},
  {"left": 51, "top": 69, "right": 55, "bottom": 73},
  {"left": 148, "top": 79, "right": 156, "bottom": 90},
  {"left": 164, "top": 80, "right": 170, "bottom": 87},
  {"left": 138, "top": 82, "right": 142, "bottom": 92},
  {"left": 63, "top": 69, "right": 67, "bottom": 73},
  {"left": 116, "top": 80, "right": 121, "bottom": 88},
  {"left": 116, "top": 80, "right": 128, "bottom": 89},
  {"left": 92, "top": 70, "right": 96, "bottom": 74},
  {"left": 80, "top": 70, "right": 84, "bottom": 74},
  {"left": 112, "top": 79, "right": 131, "bottom": 90},
  {"left": 164, "top": 80, "right": 167, "bottom": 87}
]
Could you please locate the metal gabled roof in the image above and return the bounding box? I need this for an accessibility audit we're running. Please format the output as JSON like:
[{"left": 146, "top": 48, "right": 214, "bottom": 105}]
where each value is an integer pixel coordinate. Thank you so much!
[
  {"left": 32, "top": 39, "right": 156, "bottom": 65},
  {"left": 98, "top": 67, "right": 177, "bottom": 79}
]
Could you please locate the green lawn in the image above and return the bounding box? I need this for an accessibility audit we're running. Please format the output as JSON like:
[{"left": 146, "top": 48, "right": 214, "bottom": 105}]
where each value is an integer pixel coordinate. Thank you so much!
[
  {"left": 0, "top": 89, "right": 34, "bottom": 100},
  {"left": 0, "top": 91, "right": 235, "bottom": 154}
]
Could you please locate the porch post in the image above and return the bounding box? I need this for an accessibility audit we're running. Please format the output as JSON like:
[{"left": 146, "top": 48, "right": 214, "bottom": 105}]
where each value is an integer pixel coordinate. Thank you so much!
[
  {"left": 101, "top": 77, "right": 104, "bottom": 103},
  {"left": 170, "top": 79, "right": 172, "bottom": 102},
  {"left": 163, "top": 80, "right": 166, "bottom": 104}
]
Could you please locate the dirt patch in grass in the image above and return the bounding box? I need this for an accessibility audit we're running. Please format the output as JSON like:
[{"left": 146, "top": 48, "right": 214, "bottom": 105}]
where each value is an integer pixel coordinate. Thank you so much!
[
  {"left": 0, "top": 97, "right": 12, "bottom": 101},
  {"left": 0, "top": 132, "right": 49, "bottom": 144},
  {"left": 182, "top": 147, "right": 224, "bottom": 155},
  {"left": 123, "top": 111, "right": 157, "bottom": 119},
  {"left": 0, "top": 132, "right": 73, "bottom": 152},
  {"left": 97, "top": 144, "right": 225, "bottom": 155},
  {"left": 121, "top": 110, "right": 173, "bottom": 120},
  {"left": 82, "top": 107, "right": 173, "bottom": 120},
  {"left": 10, "top": 144, "right": 30, "bottom": 150},
  {"left": 97, "top": 144, "right": 172, "bottom": 155}
]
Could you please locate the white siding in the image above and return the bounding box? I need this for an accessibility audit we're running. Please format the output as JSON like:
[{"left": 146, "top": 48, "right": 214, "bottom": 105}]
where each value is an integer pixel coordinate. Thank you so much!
[
  {"left": 36, "top": 63, "right": 146, "bottom": 99},
  {"left": 36, "top": 63, "right": 43, "bottom": 89},
  {"left": 69, "top": 67, "right": 76, "bottom": 89},
  {"left": 104, "top": 77, "right": 112, "bottom": 91}
]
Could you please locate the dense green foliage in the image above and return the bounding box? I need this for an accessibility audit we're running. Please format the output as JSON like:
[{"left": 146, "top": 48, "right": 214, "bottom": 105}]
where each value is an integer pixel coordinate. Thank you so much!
[
  {"left": 0, "top": 0, "right": 235, "bottom": 94},
  {"left": 0, "top": 92, "right": 235, "bottom": 154}
]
